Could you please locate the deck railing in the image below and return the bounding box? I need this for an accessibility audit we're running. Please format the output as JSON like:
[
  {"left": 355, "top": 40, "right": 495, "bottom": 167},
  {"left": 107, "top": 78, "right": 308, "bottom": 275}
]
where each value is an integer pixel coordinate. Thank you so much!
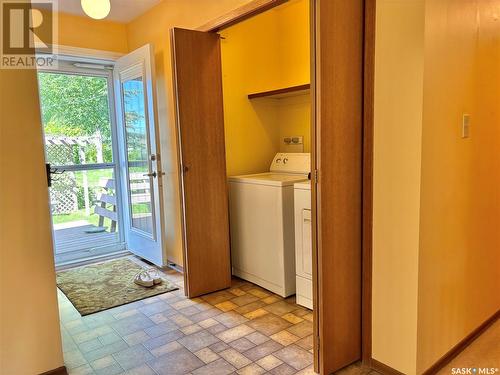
[{"left": 94, "top": 173, "right": 152, "bottom": 232}]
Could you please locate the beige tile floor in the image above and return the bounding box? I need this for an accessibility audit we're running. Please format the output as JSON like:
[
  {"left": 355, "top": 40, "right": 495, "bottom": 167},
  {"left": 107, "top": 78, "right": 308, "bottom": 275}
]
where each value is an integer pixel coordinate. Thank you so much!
[
  {"left": 59, "top": 257, "right": 317, "bottom": 375},
  {"left": 59, "top": 256, "right": 497, "bottom": 375}
]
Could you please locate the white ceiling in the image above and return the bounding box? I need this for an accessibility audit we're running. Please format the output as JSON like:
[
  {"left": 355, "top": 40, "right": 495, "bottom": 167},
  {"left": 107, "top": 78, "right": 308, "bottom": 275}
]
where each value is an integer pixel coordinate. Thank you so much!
[{"left": 49, "top": 0, "right": 163, "bottom": 23}]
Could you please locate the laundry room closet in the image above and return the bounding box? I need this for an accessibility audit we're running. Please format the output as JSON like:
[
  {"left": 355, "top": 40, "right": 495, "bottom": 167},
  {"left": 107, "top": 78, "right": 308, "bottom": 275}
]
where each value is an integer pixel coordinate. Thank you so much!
[
  {"left": 219, "top": 0, "right": 314, "bottom": 310},
  {"left": 220, "top": 0, "right": 311, "bottom": 177}
]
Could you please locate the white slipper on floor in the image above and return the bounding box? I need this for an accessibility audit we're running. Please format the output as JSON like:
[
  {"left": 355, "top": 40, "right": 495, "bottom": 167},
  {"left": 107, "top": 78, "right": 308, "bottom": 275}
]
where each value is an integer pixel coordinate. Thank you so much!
[
  {"left": 134, "top": 270, "right": 154, "bottom": 288},
  {"left": 147, "top": 268, "right": 163, "bottom": 285}
]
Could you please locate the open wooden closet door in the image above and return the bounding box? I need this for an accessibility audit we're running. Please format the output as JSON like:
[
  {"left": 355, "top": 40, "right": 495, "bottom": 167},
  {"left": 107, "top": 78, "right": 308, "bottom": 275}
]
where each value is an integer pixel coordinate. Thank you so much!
[
  {"left": 312, "top": 0, "right": 364, "bottom": 373},
  {"left": 171, "top": 28, "right": 232, "bottom": 298}
]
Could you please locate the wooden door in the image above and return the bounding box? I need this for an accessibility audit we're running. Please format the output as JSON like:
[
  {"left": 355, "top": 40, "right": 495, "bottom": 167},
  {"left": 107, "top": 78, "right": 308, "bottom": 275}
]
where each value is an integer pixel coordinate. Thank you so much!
[
  {"left": 312, "top": 0, "right": 364, "bottom": 373},
  {"left": 171, "top": 28, "right": 232, "bottom": 297}
]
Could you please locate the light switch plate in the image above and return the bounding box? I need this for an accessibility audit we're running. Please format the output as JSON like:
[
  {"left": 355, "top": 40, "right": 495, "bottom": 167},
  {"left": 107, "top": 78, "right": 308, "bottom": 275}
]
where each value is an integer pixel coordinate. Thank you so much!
[{"left": 462, "top": 114, "right": 470, "bottom": 138}]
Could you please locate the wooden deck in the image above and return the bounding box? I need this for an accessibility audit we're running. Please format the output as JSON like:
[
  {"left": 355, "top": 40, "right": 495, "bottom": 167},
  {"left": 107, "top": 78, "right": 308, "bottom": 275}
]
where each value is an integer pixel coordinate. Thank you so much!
[{"left": 53, "top": 221, "right": 121, "bottom": 264}]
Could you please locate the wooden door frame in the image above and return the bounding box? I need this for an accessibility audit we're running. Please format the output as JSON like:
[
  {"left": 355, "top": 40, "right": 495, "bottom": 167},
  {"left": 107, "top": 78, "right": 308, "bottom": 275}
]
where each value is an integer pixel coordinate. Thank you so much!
[
  {"left": 197, "top": 0, "right": 288, "bottom": 32},
  {"left": 193, "top": 0, "right": 376, "bottom": 371},
  {"left": 309, "top": 4, "right": 319, "bottom": 371},
  {"left": 362, "top": 0, "right": 376, "bottom": 366}
]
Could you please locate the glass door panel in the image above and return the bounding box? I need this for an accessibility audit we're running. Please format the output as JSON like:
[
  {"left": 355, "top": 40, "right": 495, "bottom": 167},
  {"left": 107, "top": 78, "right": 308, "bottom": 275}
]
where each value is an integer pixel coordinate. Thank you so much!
[
  {"left": 122, "top": 77, "right": 154, "bottom": 237},
  {"left": 114, "top": 44, "right": 165, "bottom": 266},
  {"left": 38, "top": 69, "right": 124, "bottom": 265}
]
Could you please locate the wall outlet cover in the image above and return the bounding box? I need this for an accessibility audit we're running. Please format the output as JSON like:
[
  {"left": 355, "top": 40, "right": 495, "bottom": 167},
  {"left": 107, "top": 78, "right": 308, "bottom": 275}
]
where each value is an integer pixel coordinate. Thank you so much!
[{"left": 283, "top": 136, "right": 303, "bottom": 145}]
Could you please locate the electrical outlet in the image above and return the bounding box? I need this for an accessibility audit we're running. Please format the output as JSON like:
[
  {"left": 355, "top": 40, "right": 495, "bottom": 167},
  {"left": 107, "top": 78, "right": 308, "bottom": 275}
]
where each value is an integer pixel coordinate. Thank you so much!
[{"left": 283, "top": 136, "right": 303, "bottom": 145}]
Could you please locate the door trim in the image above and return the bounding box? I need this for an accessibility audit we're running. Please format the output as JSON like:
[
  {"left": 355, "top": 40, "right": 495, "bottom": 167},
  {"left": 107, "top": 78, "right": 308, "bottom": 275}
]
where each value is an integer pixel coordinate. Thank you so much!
[
  {"left": 362, "top": 0, "right": 376, "bottom": 365},
  {"left": 309, "top": 1, "right": 319, "bottom": 371},
  {"left": 197, "top": 0, "right": 288, "bottom": 32},
  {"left": 37, "top": 44, "right": 123, "bottom": 63}
]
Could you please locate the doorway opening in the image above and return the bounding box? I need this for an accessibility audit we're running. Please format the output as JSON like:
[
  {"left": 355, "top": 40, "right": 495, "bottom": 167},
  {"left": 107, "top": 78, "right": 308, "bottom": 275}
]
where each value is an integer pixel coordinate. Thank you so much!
[
  {"left": 220, "top": 0, "right": 313, "bottom": 311},
  {"left": 173, "top": 0, "right": 317, "bottom": 369},
  {"left": 173, "top": 0, "right": 368, "bottom": 374},
  {"left": 38, "top": 61, "right": 126, "bottom": 266},
  {"left": 38, "top": 45, "right": 169, "bottom": 269}
]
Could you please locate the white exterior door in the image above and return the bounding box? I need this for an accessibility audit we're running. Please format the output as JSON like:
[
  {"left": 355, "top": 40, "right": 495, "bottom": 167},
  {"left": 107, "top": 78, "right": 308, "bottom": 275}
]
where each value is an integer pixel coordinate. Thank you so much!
[{"left": 113, "top": 44, "right": 166, "bottom": 266}]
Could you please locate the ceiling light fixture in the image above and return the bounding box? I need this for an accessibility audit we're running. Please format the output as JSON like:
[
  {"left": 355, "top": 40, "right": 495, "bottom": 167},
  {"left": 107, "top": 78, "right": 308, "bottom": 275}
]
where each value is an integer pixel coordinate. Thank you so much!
[{"left": 81, "top": 0, "right": 111, "bottom": 20}]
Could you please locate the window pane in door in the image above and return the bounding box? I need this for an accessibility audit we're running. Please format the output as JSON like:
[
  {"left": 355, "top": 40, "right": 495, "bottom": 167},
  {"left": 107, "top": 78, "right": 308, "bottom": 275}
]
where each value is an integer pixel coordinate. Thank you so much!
[
  {"left": 38, "top": 72, "right": 114, "bottom": 165},
  {"left": 122, "top": 77, "right": 154, "bottom": 236}
]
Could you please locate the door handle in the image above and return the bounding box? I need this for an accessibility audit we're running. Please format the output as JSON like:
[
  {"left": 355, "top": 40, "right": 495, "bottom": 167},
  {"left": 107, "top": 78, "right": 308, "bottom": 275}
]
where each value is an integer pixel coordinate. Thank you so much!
[
  {"left": 143, "top": 172, "right": 157, "bottom": 178},
  {"left": 46, "top": 163, "right": 66, "bottom": 187},
  {"left": 182, "top": 165, "right": 189, "bottom": 173}
]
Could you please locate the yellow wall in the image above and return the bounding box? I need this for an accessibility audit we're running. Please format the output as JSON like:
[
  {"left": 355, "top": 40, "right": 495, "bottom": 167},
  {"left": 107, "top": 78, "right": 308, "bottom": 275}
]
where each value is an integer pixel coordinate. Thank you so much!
[
  {"left": 417, "top": 0, "right": 500, "bottom": 372},
  {"left": 220, "top": 9, "right": 282, "bottom": 175},
  {"left": 126, "top": 0, "right": 257, "bottom": 266},
  {"left": 220, "top": 0, "right": 310, "bottom": 176},
  {"left": 44, "top": 11, "right": 128, "bottom": 53},
  {"left": 0, "top": 69, "right": 64, "bottom": 373},
  {"left": 372, "top": 1, "right": 424, "bottom": 373},
  {"left": 374, "top": 0, "right": 500, "bottom": 373},
  {"left": 277, "top": 94, "right": 311, "bottom": 154},
  {"left": 0, "top": 9, "right": 125, "bottom": 374}
]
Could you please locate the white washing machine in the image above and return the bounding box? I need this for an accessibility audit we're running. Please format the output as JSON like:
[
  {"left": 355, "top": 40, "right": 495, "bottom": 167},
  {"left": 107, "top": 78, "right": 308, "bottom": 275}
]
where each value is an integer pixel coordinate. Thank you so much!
[
  {"left": 228, "top": 153, "right": 310, "bottom": 297},
  {"left": 294, "top": 181, "right": 313, "bottom": 309}
]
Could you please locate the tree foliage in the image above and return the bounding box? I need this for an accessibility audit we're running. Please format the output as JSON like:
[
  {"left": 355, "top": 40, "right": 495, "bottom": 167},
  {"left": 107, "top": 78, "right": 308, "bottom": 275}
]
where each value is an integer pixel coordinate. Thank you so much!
[
  {"left": 38, "top": 72, "right": 147, "bottom": 165},
  {"left": 38, "top": 72, "right": 111, "bottom": 139},
  {"left": 38, "top": 72, "right": 113, "bottom": 163}
]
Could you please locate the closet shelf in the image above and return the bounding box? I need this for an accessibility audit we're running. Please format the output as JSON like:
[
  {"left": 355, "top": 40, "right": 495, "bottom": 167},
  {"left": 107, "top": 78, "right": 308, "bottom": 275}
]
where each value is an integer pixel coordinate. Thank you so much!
[{"left": 248, "top": 84, "right": 310, "bottom": 100}]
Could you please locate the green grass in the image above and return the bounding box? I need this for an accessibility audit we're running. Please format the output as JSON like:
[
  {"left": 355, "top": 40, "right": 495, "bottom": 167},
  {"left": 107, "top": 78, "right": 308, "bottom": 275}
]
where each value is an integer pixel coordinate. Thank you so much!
[
  {"left": 52, "top": 209, "right": 100, "bottom": 226},
  {"left": 53, "top": 168, "right": 152, "bottom": 226},
  {"left": 52, "top": 169, "right": 113, "bottom": 226},
  {"left": 53, "top": 204, "right": 151, "bottom": 226},
  {"left": 132, "top": 203, "right": 151, "bottom": 214},
  {"left": 74, "top": 169, "right": 114, "bottom": 187}
]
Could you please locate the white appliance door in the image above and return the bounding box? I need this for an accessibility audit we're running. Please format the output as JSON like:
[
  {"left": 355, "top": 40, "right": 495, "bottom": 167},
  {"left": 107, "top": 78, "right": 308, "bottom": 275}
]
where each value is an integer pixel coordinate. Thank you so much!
[{"left": 113, "top": 44, "right": 166, "bottom": 266}]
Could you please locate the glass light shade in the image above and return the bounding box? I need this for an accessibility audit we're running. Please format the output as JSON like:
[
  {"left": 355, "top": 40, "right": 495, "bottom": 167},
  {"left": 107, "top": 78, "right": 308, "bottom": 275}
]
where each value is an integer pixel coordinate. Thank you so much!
[{"left": 81, "top": 0, "right": 111, "bottom": 20}]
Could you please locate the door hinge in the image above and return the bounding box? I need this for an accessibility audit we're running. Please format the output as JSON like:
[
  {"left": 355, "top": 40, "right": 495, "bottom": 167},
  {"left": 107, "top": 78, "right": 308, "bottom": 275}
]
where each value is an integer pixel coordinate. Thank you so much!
[{"left": 312, "top": 169, "right": 319, "bottom": 184}]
